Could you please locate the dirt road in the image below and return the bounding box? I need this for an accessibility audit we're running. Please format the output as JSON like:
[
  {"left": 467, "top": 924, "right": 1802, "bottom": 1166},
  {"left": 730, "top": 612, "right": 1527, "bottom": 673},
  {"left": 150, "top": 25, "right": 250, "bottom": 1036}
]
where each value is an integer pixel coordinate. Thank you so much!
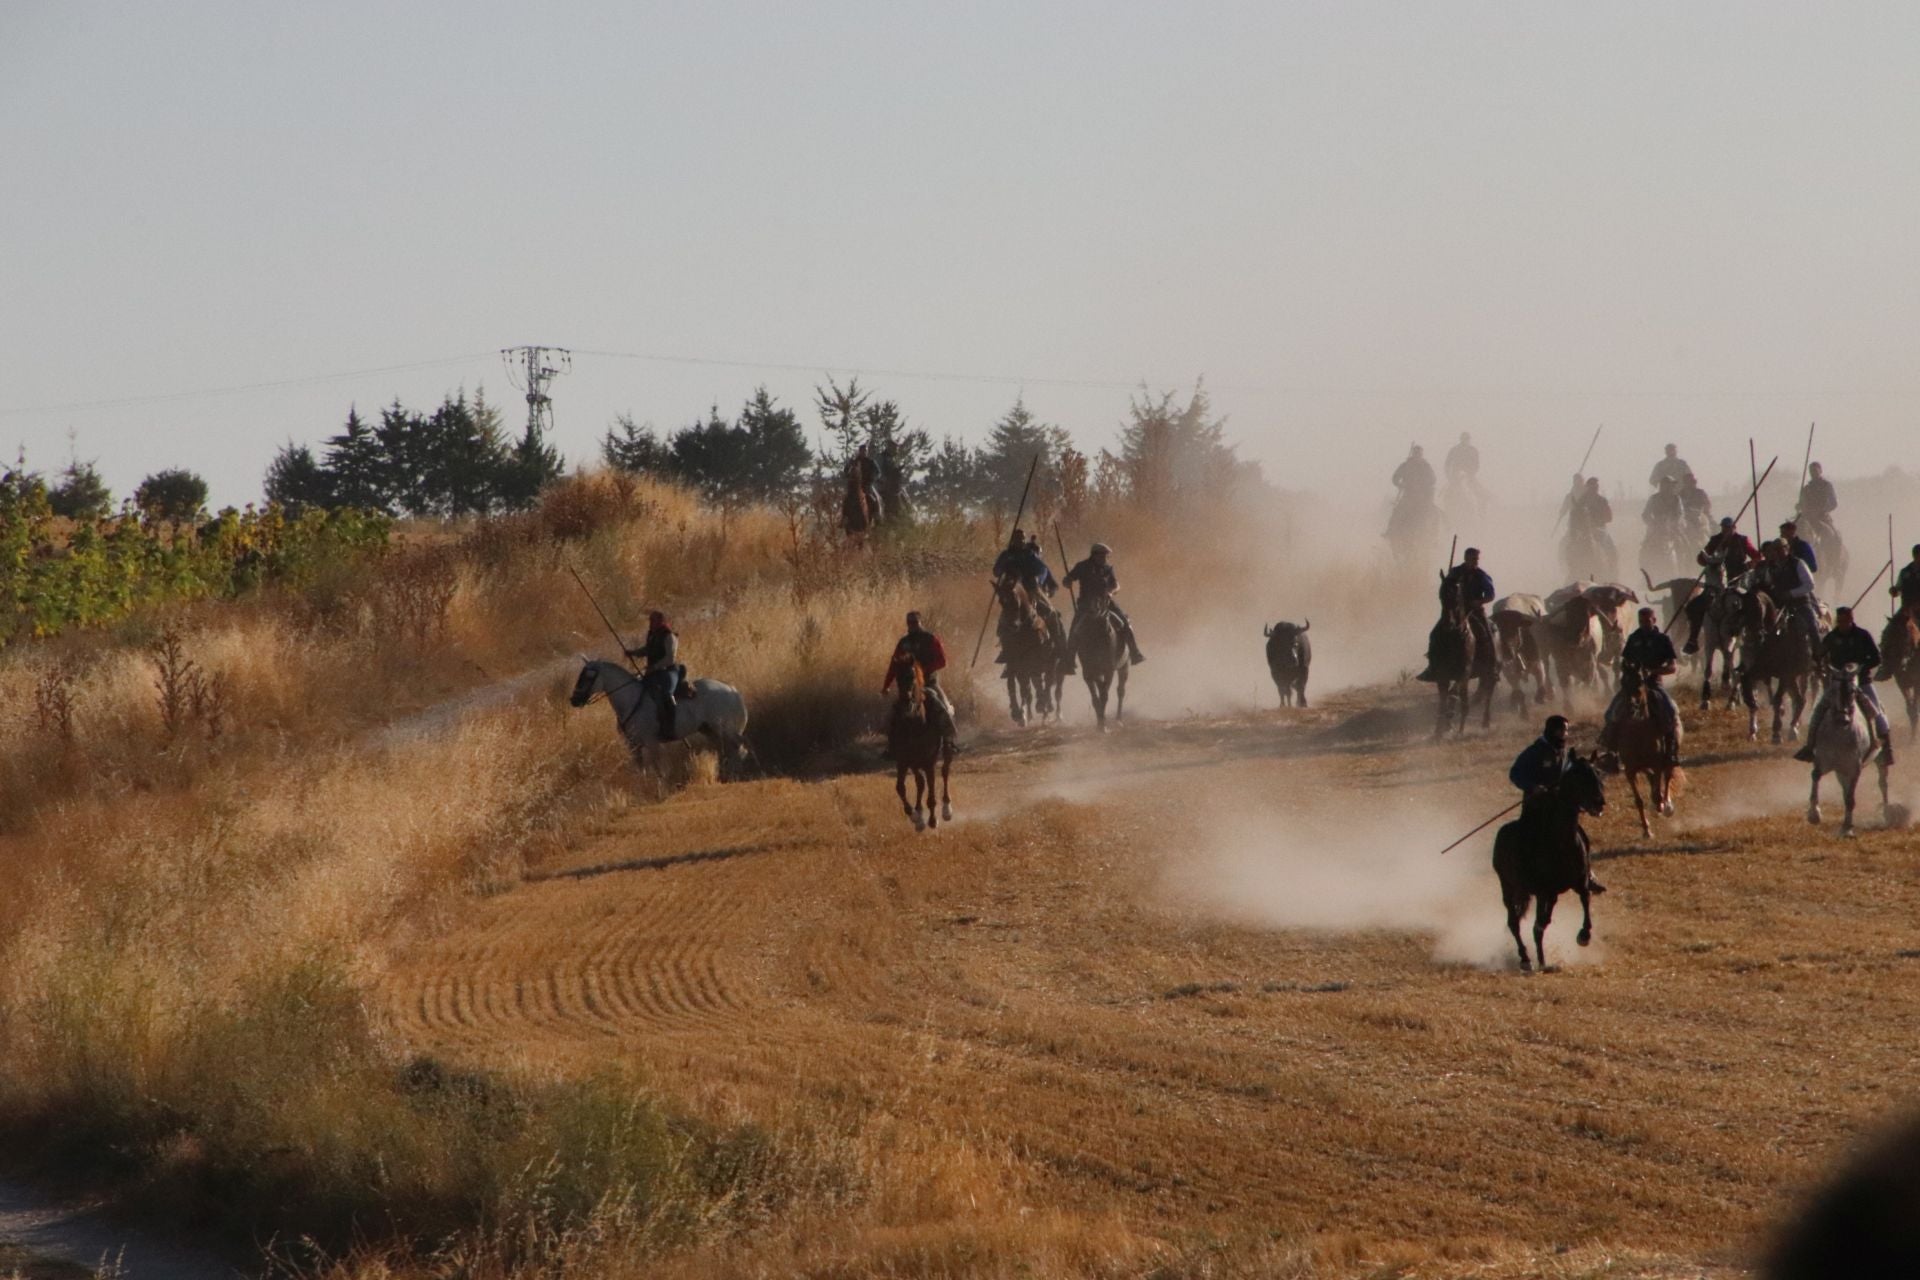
[{"left": 380, "top": 682, "right": 1919, "bottom": 1275}]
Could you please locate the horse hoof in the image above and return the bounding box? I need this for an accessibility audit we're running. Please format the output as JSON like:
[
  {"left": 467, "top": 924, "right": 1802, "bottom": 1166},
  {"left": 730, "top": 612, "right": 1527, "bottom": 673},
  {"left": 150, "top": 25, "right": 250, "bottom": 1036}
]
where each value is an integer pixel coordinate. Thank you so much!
[
  {"left": 912, "top": 812, "right": 926, "bottom": 832},
  {"left": 1660, "top": 802, "right": 1675, "bottom": 817},
  {"left": 1842, "top": 826, "right": 1857, "bottom": 839},
  {"left": 941, "top": 803, "right": 953, "bottom": 821},
  {"left": 1577, "top": 928, "right": 1592, "bottom": 947},
  {"left": 1807, "top": 808, "right": 1821, "bottom": 825}
]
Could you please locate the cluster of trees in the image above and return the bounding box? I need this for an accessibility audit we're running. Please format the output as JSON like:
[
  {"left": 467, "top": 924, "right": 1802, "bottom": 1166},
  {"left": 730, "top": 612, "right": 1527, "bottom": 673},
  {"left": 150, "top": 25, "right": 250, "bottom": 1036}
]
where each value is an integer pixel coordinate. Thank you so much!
[
  {"left": 597, "top": 378, "right": 1260, "bottom": 524},
  {"left": 22, "top": 454, "right": 212, "bottom": 526},
  {"left": 264, "top": 390, "right": 562, "bottom": 518}
]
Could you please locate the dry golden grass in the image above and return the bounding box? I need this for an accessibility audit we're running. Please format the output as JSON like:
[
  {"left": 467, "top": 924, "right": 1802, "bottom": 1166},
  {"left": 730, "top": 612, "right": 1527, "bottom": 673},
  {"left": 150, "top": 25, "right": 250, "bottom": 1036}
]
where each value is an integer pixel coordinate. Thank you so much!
[{"left": 4, "top": 471, "right": 1912, "bottom": 1277}]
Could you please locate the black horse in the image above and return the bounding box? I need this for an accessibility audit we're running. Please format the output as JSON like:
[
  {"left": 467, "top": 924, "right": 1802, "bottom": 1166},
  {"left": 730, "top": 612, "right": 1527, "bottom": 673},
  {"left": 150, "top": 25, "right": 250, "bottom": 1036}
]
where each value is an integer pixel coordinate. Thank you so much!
[
  {"left": 1493, "top": 753, "right": 1608, "bottom": 973},
  {"left": 1072, "top": 600, "right": 1131, "bottom": 732},
  {"left": 1425, "top": 575, "right": 1496, "bottom": 736},
  {"left": 994, "top": 578, "right": 1059, "bottom": 725},
  {"left": 1881, "top": 610, "right": 1920, "bottom": 743},
  {"left": 1739, "top": 591, "right": 1813, "bottom": 743}
]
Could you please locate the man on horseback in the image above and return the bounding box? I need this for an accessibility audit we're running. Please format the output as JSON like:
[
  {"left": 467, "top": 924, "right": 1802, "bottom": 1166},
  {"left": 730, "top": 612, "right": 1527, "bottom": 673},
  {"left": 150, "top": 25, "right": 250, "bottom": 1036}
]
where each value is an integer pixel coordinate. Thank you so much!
[
  {"left": 623, "top": 610, "right": 682, "bottom": 741},
  {"left": 883, "top": 611, "right": 956, "bottom": 741},
  {"left": 1393, "top": 444, "right": 1436, "bottom": 501},
  {"left": 1445, "top": 432, "right": 1480, "bottom": 491},
  {"left": 1795, "top": 606, "right": 1895, "bottom": 766},
  {"left": 1683, "top": 517, "right": 1759, "bottom": 654},
  {"left": 1798, "top": 461, "right": 1838, "bottom": 526},
  {"left": 1599, "top": 607, "right": 1680, "bottom": 760},
  {"left": 1648, "top": 444, "right": 1691, "bottom": 490},
  {"left": 992, "top": 529, "right": 1058, "bottom": 597},
  {"left": 1420, "top": 547, "right": 1495, "bottom": 681},
  {"left": 1509, "top": 715, "right": 1605, "bottom": 894},
  {"left": 1761, "top": 538, "right": 1822, "bottom": 657},
  {"left": 1678, "top": 471, "right": 1713, "bottom": 537},
  {"left": 1779, "top": 520, "right": 1818, "bottom": 576},
  {"left": 849, "top": 444, "right": 881, "bottom": 520},
  {"left": 1642, "top": 475, "right": 1684, "bottom": 540},
  {"left": 1064, "top": 542, "right": 1146, "bottom": 665},
  {"left": 1895, "top": 544, "right": 1920, "bottom": 614}
]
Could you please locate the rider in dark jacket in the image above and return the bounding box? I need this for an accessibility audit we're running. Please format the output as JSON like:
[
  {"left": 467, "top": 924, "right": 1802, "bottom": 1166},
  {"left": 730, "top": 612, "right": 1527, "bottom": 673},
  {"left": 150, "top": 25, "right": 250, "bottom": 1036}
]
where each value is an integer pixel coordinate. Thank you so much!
[
  {"left": 1064, "top": 543, "right": 1145, "bottom": 665},
  {"left": 1893, "top": 545, "right": 1920, "bottom": 616},
  {"left": 1683, "top": 518, "right": 1761, "bottom": 654},
  {"left": 1794, "top": 607, "right": 1894, "bottom": 765},
  {"left": 1509, "top": 715, "right": 1605, "bottom": 894},
  {"left": 624, "top": 611, "right": 681, "bottom": 740},
  {"left": 1420, "top": 548, "right": 1494, "bottom": 680},
  {"left": 1599, "top": 608, "right": 1680, "bottom": 760},
  {"left": 1779, "top": 521, "right": 1819, "bottom": 575}
]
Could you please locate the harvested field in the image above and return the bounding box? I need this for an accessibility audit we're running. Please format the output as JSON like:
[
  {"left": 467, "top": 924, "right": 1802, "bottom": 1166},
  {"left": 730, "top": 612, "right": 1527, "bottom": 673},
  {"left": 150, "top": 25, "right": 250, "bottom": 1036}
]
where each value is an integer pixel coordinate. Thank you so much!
[{"left": 379, "top": 678, "right": 1920, "bottom": 1277}]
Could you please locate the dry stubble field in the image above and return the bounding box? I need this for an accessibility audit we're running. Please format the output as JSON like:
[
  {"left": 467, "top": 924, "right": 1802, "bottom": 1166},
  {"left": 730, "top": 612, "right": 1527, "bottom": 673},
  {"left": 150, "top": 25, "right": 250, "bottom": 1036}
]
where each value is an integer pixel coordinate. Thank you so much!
[{"left": 378, "top": 670, "right": 1920, "bottom": 1278}]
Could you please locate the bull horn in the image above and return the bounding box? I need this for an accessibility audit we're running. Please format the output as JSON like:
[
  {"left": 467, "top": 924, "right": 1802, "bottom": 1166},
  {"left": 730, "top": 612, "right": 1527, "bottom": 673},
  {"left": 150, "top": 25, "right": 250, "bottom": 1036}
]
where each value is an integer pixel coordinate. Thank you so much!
[{"left": 1301, "top": 618, "right": 1310, "bottom": 632}]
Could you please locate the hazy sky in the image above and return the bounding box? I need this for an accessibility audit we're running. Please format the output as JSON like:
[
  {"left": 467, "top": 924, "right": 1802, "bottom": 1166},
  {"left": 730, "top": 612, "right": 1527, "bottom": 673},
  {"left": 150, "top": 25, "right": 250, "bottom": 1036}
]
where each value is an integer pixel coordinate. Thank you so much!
[{"left": 4, "top": 1, "right": 1918, "bottom": 508}]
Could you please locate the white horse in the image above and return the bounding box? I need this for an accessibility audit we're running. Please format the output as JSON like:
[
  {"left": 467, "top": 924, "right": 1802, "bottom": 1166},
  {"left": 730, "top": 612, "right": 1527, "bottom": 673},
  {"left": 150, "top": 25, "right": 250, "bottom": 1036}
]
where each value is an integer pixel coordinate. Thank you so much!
[
  {"left": 569, "top": 658, "right": 749, "bottom": 775},
  {"left": 1807, "top": 664, "right": 1890, "bottom": 837}
]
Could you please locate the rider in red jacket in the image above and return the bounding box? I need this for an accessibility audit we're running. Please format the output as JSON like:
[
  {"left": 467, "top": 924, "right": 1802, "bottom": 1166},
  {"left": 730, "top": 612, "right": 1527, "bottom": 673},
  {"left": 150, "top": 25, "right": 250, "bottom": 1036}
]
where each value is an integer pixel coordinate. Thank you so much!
[{"left": 883, "top": 612, "right": 954, "bottom": 738}]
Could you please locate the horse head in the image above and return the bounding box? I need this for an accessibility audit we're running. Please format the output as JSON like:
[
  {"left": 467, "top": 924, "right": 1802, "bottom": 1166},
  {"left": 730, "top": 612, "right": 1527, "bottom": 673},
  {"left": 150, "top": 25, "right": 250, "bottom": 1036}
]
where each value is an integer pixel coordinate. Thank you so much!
[
  {"left": 1827, "top": 662, "right": 1860, "bottom": 709},
  {"left": 1564, "top": 753, "right": 1608, "bottom": 816},
  {"left": 569, "top": 658, "right": 604, "bottom": 707}
]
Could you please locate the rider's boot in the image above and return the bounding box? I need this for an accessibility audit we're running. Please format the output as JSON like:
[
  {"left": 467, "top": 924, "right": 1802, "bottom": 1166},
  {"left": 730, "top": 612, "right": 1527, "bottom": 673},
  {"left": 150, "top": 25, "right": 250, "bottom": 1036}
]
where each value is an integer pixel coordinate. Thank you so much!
[
  {"left": 1793, "top": 706, "right": 1824, "bottom": 762},
  {"left": 1682, "top": 614, "right": 1703, "bottom": 655},
  {"left": 1125, "top": 627, "right": 1145, "bottom": 665},
  {"left": 659, "top": 700, "right": 677, "bottom": 742},
  {"left": 1878, "top": 734, "right": 1896, "bottom": 767}
]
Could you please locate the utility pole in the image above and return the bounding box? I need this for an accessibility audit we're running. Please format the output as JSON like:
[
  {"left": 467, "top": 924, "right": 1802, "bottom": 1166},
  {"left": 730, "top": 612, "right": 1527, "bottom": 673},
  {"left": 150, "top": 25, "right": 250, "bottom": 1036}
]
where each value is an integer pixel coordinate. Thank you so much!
[{"left": 501, "top": 345, "right": 572, "bottom": 450}]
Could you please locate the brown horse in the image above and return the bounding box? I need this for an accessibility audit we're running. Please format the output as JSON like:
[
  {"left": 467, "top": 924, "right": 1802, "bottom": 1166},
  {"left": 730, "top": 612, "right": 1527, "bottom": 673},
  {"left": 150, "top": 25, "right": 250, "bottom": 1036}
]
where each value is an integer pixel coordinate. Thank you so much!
[
  {"left": 889, "top": 660, "right": 953, "bottom": 831},
  {"left": 1880, "top": 610, "right": 1920, "bottom": 743},
  {"left": 841, "top": 468, "right": 879, "bottom": 546},
  {"left": 1533, "top": 597, "right": 1604, "bottom": 695},
  {"left": 1608, "top": 662, "right": 1681, "bottom": 837},
  {"left": 1492, "top": 753, "right": 1607, "bottom": 972},
  {"left": 1426, "top": 575, "right": 1496, "bottom": 736},
  {"left": 994, "top": 578, "right": 1058, "bottom": 725},
  {"left": 1739, "top": 591, "right": 1812, "bottom": 743}
]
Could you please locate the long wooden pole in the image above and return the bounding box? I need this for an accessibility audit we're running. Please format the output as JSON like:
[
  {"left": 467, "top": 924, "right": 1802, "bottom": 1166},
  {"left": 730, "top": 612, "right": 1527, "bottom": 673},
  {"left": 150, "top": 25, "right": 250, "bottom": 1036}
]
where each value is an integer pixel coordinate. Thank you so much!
[
  {"left": 567, "top": 563, "right": 641, "bottom": 674},
  {"left": 1794, "top": 422, "right": 1815, "bottom": 517},
  {"left": 1850, "top": 559, "right": 1894, "bottom": 613},
  {"left": 970, "top": 452, "right": 1043, "bottom": 668},
  {"left": 1749, "top": 439, "right": 1763, "bottom": 544},
  {"left": 1662, "top": 455, "right": 1778, "bottom": 635},
  {"left": 1891, "top": 514, "right": 1899, "bottom": 619},
  {"left": 1053, "top": 520, "right": 1078, "bottom": 618},
  {"left": 1439, "top": 798, "right": 1524, "bottom": 855}
]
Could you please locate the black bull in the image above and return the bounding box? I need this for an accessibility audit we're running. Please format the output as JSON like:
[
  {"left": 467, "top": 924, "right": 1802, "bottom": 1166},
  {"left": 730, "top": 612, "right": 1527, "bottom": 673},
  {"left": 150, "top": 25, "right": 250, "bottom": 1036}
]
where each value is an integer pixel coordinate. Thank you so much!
[{"left": 1263, "top": 620, "right": 1311, "bottom": 707}]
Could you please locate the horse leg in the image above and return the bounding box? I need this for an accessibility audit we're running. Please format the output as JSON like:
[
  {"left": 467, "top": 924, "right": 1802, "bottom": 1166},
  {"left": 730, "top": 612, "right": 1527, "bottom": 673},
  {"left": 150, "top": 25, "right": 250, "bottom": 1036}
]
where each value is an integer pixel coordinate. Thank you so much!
[
  {"left": 920, "top": 764, "right": 936, "bottom": 830},
  {"left": 1658, "top": 765, "right": 1675, "bottom": 818},
  {"left": 1840, "top": 767, "right": 1860, "bottom": 838},
  {"left": 1005, "top": 675, "right": 1023, "bottom": 726},
  {"left": 1743, "top": 676, "right": 1759, "bottom": 740},
  {"left": 940, "top": 741, "right": 954, "bottom": 822},
  {"left": 1087, "top": 674, "right": 1107, "bottom": 732},
  {"left": 1115, "top": 665, "right": 1127, "bottom": 725},
  {"left": 1628, "top": 770, "right": 1651, "bottom": 839},
  {"left": 1576, "top": 885, "right": 1593, "bottom": 947},
  {"left": 898, "top": 761, "right": 920, "bottom": 827},
  {"left": 1505, "top": 896, "right": 1531, "bottom": 972},
  {"left": 1807, "top": 766, "right": 1823, "bottom": 826},
  {"left": 1532, "top": 892, "right": 1557, "bottom": 971},
  {"left": 1699, "top": 651, "right": 1714, "bottom": 710}
]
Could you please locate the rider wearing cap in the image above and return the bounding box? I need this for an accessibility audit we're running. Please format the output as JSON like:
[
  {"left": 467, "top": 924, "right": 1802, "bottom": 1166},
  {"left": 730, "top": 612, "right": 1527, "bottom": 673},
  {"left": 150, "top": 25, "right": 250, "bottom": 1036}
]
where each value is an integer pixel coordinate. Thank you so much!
[
  {"left": 1064, "top": 542, "right": 1146, "bottom": 665},
  {"left": 1795, "top": 606, "right": 1895, "bottom": 766},
  {"left": 1599, "top": 607, "right": 1680, "bottom": 761}
]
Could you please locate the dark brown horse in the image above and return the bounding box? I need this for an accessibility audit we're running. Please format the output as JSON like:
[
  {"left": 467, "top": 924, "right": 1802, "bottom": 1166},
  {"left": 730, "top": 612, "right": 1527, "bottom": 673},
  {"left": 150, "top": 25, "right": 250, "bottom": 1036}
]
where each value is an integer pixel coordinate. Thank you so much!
[
  {"left": 1533, "top": 597, "right": 1604, "bottom": 694},
  {"left": 841, "top": 467, "right": 879, "bottom": 545},
  {"left": 1880, "top": 610, "right": 1920, "bottom": 742},
  {"left": 1739, "top": 591, "right": 1812, "bottom": 743},
  {"left": 1607, "top": 662, "right": 1681, "bottom": 837},
  {"left": 1072, "top": 600, "right": 1131, "bottom": 732},
  {"left": 1427, "top": 575, "right": 1496, "bottom": 736},
  {"left": 994, "top": 578, "right": 1058, "bottom": 725},
  {"left": 889, "top": 660, "right": 953, "bottom": 831},
  {"left": 1492, "top": 753, "right": 1607, "bottom": 972}
]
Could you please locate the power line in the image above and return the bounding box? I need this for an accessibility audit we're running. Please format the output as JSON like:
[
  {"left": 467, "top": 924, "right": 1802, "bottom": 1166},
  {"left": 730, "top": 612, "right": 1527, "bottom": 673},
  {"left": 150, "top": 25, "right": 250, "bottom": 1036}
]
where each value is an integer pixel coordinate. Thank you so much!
[{"left": 0, "top": 353, "right": 497, "bottom": 417}]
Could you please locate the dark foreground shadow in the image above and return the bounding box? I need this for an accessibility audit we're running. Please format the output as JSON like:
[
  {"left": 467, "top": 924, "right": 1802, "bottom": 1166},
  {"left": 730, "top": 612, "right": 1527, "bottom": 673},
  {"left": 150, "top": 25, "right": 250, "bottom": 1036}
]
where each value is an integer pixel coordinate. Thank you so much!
[{"left": 529, "top": 839, "right": 806, "bottom": 882}]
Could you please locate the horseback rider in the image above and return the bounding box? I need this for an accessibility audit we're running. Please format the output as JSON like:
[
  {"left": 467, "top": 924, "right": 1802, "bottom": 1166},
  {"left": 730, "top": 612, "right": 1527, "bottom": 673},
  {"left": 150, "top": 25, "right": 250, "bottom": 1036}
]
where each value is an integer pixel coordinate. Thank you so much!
[
  {"left": 1392, "top": 444, "right": 1436, "bottom": 501},
  {"left": 1894, "top": 544, "right": 1920, "bottom": 615},
  {"left": 1760, "top": 538, "right": 1822, "bottom": 655},
  {"left": 1798, "top": 461, "right": 1838, "bottom": 527},
  {"left": 1648, "top": 443, "right": 1691, "bottom": 490},
  {"left": 1064, "top": 542, "right": 1146, "bottom": 664},
  {"left": 1599, "top": 607, "right": 1680, "bottom": 761},
  {"left": 623, "top": 610, "right": 682, "bottom": 740},
  {"left": 878, "top": 444, "right": 908, "bottom": 525},
  {"left": 1779, "top": 520, "right": 1819, "bottom": 576},
  {"left": 1421, "top": 547, "right": 1495, "bottom": 680},
  {"left": 883, "top": 610, "right": 956, "bottom": 740},
  {"left": 991, "top": 528, "right": 1058, "bottom": 597},
  {"left": 1682, "top": 517, "right": 1760, "bottom": 654},
  {"left": 1509, "top": 715, "right": 1605, "bottom": 894},
  {"left": 1642, "top": 474, "right": 1683, "bottom": 536},
  {"left": 848, "top": 444, "right": 881, "bottom": 519},
  {"left": 1445, "top": 432, "right": 1483, "bottom": 497},
  {"left": 1794, "top": 606, "right": 1896, "bottom": 766},
  {"left": 1678, "top": 471, "right": 1713, "bottom": 536}
]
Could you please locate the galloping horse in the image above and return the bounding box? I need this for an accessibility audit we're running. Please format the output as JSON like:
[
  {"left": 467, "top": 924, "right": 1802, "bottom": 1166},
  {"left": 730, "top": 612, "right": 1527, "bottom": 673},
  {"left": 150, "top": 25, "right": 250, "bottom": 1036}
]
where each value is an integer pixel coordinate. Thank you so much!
[
  {"left": 1805, "top": 516, "right": 1849, "bottom": 594},
  {"left": 569, "top": 659, "right": 750, "bottom": 775},
  {"left": 994, "top": 578, "right": 1058, "bottom": 726},
  {"left": 889, "top": 660, "right": 954, "bottom": 831},
  {"left": 1532, "top": 597, "right": 1604, "bottom": 694},
  {"left": 1738, "top": 591, "right": 1813, "bottom": 743},
  {"left": 1880, "top": 610, "right": 1920, "bottom": 742},
  {"left": 1806, "top": 664, "right": 1888, "bottom": 837},
  {"left": 1492, "top": 753, "right": 1608, "bottom": 973},
  {"left": 1693, "top": 584, "right": 1747, "bottom": 710},
  {"left": 1608, "top": 661, "right": 1681, "bottom": 837},
  {"left": 1427, "top": 574, "right": 1496, "bottom": 736},
  {"left": 1072, "top": 600, "right": 1131, "bottom": 732}
]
